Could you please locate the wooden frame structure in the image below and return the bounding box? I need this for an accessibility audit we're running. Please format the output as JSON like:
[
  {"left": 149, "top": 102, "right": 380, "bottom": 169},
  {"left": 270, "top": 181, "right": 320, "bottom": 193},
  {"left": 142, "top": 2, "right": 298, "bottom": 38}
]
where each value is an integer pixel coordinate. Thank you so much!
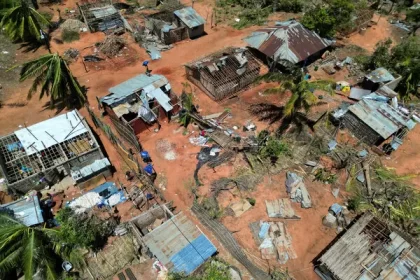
[{"left": 185, "top": 47, "right": 261, "bottom": 101}]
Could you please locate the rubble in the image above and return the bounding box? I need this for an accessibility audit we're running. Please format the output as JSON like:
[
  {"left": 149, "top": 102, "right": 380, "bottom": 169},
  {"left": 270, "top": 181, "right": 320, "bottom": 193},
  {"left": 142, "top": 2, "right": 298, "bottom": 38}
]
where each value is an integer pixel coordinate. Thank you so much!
[
  {"left": 60, "top": 19, "right": 87, "bottom": 33},
  {"left": 285, "top": 172, "right": 312, "bottom": 208},
  {"left": 99, "top": 36, "right": 126, "bottom": 56},
  {"left": 63, "top": 48, "right": 80, "bottom": 61}
]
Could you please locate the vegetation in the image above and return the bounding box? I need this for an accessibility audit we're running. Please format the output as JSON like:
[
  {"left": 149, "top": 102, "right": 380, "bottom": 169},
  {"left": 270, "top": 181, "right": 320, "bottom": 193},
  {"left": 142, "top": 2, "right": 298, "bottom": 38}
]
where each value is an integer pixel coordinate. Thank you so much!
[
  {"left": 301, "top": 0, "right": 356, "bottom": 37},
  {"left": 168, "top": 259, "right": 232, "bottom": 280},
  {"left": 216, "top": 0, "right": 305, "bottom": 29},
  {"left": 55, "top": 208, "right": 116, "bottom": 252},
  {"left": 1, "top": 0, "right": 49, "bottom": 42},
  {"left": 18, "top": 53, "right": 86, "bottom": 109},
  {"left": 0, "top": 214, "right": 62, "bottom": 280},
  {"left": 179, "top": 82, "right": 197, "bottom": 127},
  {"left": 250, "top": 73, "right": 334, "bottom": 134},
  {"left": 61, "top": 29, "right": 80, "bottom": 43},
  {"left": 347, "top": 166, "right": 420, "bottom": 237},
  {"left": 259, "top": 136, "right": 288, "bottom": 163},
  {"left": 362, "top": 37, "right": 420, "bottom": 98},
  {"left": 406, "top": 8, "right": 420, "bottom": 36}
]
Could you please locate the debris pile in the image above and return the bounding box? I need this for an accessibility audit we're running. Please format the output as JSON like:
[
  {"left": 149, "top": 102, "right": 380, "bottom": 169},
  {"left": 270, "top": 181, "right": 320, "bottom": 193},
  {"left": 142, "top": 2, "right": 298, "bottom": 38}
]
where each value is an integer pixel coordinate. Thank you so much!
[
  {"left": 99, "top": 36, "right": 126, "bottom": 56},
  {"left": 258, "top": 221, "right": 297, "bottom": 264},
  {"left": 285, "top": 172, "right": 312, "bottom": 208},
  {"left": 60, "top": 19, "right": 87, "bottom": 32},
  {"left": 63, "top": 48, "right": 80, "bottom": 61},
  {"left": 265, "top": 198, "right": 300, "bottom": 219}
]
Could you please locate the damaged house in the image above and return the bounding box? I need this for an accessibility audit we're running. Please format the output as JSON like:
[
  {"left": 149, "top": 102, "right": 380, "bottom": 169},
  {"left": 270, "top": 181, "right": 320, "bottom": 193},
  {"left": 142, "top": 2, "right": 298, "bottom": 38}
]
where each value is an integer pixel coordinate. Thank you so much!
[
  {"left": 362, "top": 67, "right": 402, "bottom": 92},
  {"left": 185, "top": 47, "right": 261, "bottom": 101},
  {"left": 101, "top": 73, "right": 180, "bottom": 135},
  {"left": 243, "top": 20, "right": 333, "bottom": 69},
  {"left": 0, "top": 110, "right": 111, "bottom": 194},
  {"left": 130, "top": 208, "right": 217, "bottom": 275},
  {"left": 145, "top": 7, "right": 205, "bottom": 45},
  {"left": 334, "top": 94, "right": 416, "bottom": 148},
  {"left": 78, "top": 1, "right": 132, "bottom": 33},
  {"left": 315, "top": 212, "right": 420, "bottom": 280}
]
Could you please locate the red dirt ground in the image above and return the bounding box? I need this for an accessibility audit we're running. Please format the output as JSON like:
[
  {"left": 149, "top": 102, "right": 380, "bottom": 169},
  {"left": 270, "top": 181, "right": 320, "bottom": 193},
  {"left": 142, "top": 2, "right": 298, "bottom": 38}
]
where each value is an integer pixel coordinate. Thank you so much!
[{"left": 0, "top": 1, "right": 415, "bottom": 279}]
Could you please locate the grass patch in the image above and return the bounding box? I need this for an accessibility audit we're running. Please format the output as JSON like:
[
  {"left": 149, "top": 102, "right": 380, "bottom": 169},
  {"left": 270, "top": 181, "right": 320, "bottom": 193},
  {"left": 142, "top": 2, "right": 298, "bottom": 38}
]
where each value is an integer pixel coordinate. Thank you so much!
[{"left": 61, "top": 29, "right": 80, "bottom": 43}]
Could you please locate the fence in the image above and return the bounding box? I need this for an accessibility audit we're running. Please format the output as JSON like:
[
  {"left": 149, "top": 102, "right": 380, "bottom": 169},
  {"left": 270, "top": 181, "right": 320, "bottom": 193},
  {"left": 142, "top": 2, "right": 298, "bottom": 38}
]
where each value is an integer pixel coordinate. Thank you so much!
[
  {"left": 191, "top": 203, "right": 271, "bottom": 280},
  {"left": 86, "top": 106, "right": 165, "bottom": 201}
]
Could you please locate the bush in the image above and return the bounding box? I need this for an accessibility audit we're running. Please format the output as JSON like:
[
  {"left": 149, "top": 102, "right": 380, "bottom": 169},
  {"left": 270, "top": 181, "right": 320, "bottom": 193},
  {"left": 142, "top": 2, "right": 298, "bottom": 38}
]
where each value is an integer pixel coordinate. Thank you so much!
[
  {"left": 56, "top": 208, "right": 116, "bottom": 251},
  {"left": 62, "top": 29, "right": 80, "bottom": 42},
  {"left": 246, "top": 197, "right": 256, "bottom": 206},
  {"left": 40, "top": 11, "right": 53, "bottom": 22},
  {"left": 260, "top": 137, "right": 288, "bottom": 159},
  {"left": 276, "top": 0, "right": 304, "bottom": 13}
]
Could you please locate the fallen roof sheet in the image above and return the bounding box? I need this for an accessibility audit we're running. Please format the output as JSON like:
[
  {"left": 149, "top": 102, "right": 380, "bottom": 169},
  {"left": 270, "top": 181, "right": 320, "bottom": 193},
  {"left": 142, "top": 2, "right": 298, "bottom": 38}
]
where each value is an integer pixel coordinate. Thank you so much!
[
  {"left": 349, "top": 87, "right": 371, "bottom": 100},
  {"left": 174, "top": 7, "right": 205, "bottom": 29},
  {"left": 365, "top": 67, "right": 395, "bottom": 83},
  {"left": 90, "top": 6, "right": 118, "bottom": 19},
  {"left": 348, "top": 98, "right": 415, "bottom": 139},
  {"left": 375, "top": 85, "right": 398, "bottom": 98},
  {"left": 14, "top": 110, "right": 88, "bottom": 155},
  {"left": 71, "top": 158, "right": 111, "bottom": 179},
  {"left": 143, "top": 212, "right": 216, "bottom": 275},
  {"left": 0, "top": 195, "right": 44, "bottom": 226},
  {"left": 102, "top": 74, "right": 168, "bottom": 106},
  {"left": 243, "top": 20, "right": 333, "bottom": 64}
]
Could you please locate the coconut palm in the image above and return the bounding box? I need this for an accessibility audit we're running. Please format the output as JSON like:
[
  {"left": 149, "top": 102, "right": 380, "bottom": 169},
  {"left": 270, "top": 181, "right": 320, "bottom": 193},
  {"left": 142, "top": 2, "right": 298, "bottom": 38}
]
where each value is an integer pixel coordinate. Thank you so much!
[
  {"left": 0, "top": 214, "right": 61, "bottom": 280},
  {"left": 1, "top": 0, "right": 49, "bottom": 42},
  {"left": 19, "top": 53, "right": 86, "bottom": 109},
  {"left": 249, "top": 72, "right": 334, "bottom": 134}
]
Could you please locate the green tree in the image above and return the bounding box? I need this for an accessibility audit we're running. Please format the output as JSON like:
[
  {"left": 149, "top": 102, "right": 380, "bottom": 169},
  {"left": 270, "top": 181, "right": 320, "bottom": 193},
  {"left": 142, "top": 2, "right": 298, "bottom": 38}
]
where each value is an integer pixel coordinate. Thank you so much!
[
  {"left": 365, "top": 37, "right": 420, "bottom": 97},
  {"left": 55, "top": 208, "right": 116, "bottom": 252},
  {"left": 301, "top": 6, "right": 336, "bottom": 37},
  {"left": 250, "top": 73, "right": 334, "bottom": 134},
  {"left": 19, "top": 53, "right": 86, "bottom": 109},
  {"left": 406, "top": 8, "right": 420, "bottom": 36},
  {"left": 0, "top": 214, "right": 61, "bottom": 280},
  {"left": 1, "top": 0, "right": 49, "bottom": 42}
]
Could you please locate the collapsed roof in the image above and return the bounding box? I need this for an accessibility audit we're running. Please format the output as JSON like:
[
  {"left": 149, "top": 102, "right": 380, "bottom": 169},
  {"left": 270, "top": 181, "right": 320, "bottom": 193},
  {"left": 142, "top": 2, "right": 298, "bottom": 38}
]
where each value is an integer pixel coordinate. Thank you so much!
[{"left": 243, "top": 20, "right": 333, "bottom": 64}]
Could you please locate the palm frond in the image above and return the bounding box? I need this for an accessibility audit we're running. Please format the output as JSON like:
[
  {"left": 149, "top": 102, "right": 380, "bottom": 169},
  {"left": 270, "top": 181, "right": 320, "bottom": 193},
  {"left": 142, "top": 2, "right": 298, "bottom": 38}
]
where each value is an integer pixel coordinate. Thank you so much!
[{"left": 23, "top": 230, "right": 40, "bottom": 280}]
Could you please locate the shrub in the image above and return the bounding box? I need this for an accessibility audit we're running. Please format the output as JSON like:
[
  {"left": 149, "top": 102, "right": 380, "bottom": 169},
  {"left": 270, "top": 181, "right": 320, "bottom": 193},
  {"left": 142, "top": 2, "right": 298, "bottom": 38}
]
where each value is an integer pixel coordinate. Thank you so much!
[
  {"left": 247, "top": 197, "right": 256, "bottom": 206},
  {"left": 260, "top": 137, "right": 288, "bottom": 159},
  {"left": 62, "top": 29, "right": 80, "bottom": 42}
]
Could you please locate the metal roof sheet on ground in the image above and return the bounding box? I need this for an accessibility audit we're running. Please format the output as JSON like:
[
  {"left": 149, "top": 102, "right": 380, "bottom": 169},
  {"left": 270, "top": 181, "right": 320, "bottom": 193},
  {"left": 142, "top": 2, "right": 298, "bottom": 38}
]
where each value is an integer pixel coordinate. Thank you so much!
[
  {"left": 14, "top": 110, "right": 87, "bottom": 156},
  {"left": 174, "top": 7, "right": 205, "bottom": 29},
  {"left": 243, "top": 20, "right": 333, "bottom": 64},
  {"left": 90, "top": 6, "right": 118, "bottom": 19},
  {"left": 349, "top": 87, "right": 371, "bottom": 100},
  {"left": 365, "top": 67, "right": 395, "bottom": 83},
  {"left": 375, "top": 85, "right": 398, "bottom": 98},
  {"left": 149, "top": 88, "right": 173, "bottom": 112},
  {"left": 143, "top": 212, "right": 216, "bottom": 275},
  {"left": 0, "top": 196, "right": 44, "bottom": 226},
  {"left": 348, "top": 98, "right": 414, "bottom": 139},
  {"left": 103, "top": 74, "right": 168, "bottom": 106}
]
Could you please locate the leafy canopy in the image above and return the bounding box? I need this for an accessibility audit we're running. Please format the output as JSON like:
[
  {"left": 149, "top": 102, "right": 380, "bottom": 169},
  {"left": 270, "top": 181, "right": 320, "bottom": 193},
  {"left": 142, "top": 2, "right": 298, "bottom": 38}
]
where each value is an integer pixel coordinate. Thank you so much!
[
  {"left": 1, "top": 0, "right": 49, "bottom": 42},
  {"left": 364, "top": 37, "right": 420, "bottom": 97},
  {"left": 0, "top": 214, "right": 61, "bottom": 280},
  {"left": 55, "top": 208, "right": 116, "bottom": 251},
  {"left": 18, "top": 53, "right": 86, "bottom": 109}
]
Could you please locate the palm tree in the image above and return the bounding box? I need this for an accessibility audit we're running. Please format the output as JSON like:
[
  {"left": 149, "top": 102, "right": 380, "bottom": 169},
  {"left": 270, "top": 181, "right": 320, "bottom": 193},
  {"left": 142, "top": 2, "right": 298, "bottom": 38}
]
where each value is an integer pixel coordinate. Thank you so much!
[
  {"left": 19, "top": 53, "right": 87, "bottom": 109},
  {"left": 0, "top": 214, "right": 61, "bottom": 280},
  {"left": 249, "top": 72, "right": 334, "bottom": 134},
  {"left": 1, "top": 0, "right": 49, "bottom": 42}
]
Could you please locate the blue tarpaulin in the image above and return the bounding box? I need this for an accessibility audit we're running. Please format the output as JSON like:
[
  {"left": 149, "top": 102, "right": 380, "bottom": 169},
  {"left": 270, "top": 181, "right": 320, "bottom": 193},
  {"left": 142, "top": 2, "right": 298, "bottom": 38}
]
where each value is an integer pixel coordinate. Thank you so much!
[
  {"left": 170, "top": 234, "right": 217, "bottom": 275},
  {"left": 259, "top": 222, "right": 270, "bottom": 239}
]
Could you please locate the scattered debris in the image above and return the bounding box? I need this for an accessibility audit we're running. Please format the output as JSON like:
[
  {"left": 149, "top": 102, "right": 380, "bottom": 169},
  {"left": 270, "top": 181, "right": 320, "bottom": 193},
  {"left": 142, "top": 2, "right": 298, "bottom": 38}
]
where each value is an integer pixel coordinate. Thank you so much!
[
  {"left": 228, "top": 199, "right": 252, "bottom": 217},
  {"left": 156, "top": 139, "right": 177, "bottom": 161},
  {"left": 265, "top": 199, "right": 300, "bottom": 219},
  {"left": 189, "top": 135, "right": 208, "bottom": 146},
  {"left": 258, "top": 221, "right": 297, "bottom": 264},
  {"left": 60, "top": 19, "right": 87, "bottom": 33},
  {"left": 285, "top": 172, "right": 312, "bottom": 208},
  {"left": 84, "top": 55, "right": 104, "bottom": 62},
  {"left": 99, "top": 36, "right": 126, "bottom": 56},
  {"left": 63, "top": 48, "right": 80, "bottom": 61}
]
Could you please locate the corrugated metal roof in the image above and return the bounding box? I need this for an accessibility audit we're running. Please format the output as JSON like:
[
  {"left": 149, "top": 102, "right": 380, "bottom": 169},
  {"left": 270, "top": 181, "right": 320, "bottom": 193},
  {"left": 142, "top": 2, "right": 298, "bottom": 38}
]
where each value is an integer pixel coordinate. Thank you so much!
[
  {"left": 0, "top": 196, "right": 44, "bottom": 226},
  {"left": 143, "top": 212, "right": 216, "bottom": 275},
  {"left": 349, "top": 87, "right": 371, "bottom": 100},
  {"left": 348, "top": 98, "right": 414, "bottom": 139},
  {"left": 102, "top": 74, "right": 168, "bottom": 106},
  {"left": 243, "top": 20, "right": 333, "bottom": 64},
  {"left": 174, "top": 7, "right": 205, "bottom": 29},
  {"left": 365, "top": 68, "right": 395, "bottom": 83}
]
